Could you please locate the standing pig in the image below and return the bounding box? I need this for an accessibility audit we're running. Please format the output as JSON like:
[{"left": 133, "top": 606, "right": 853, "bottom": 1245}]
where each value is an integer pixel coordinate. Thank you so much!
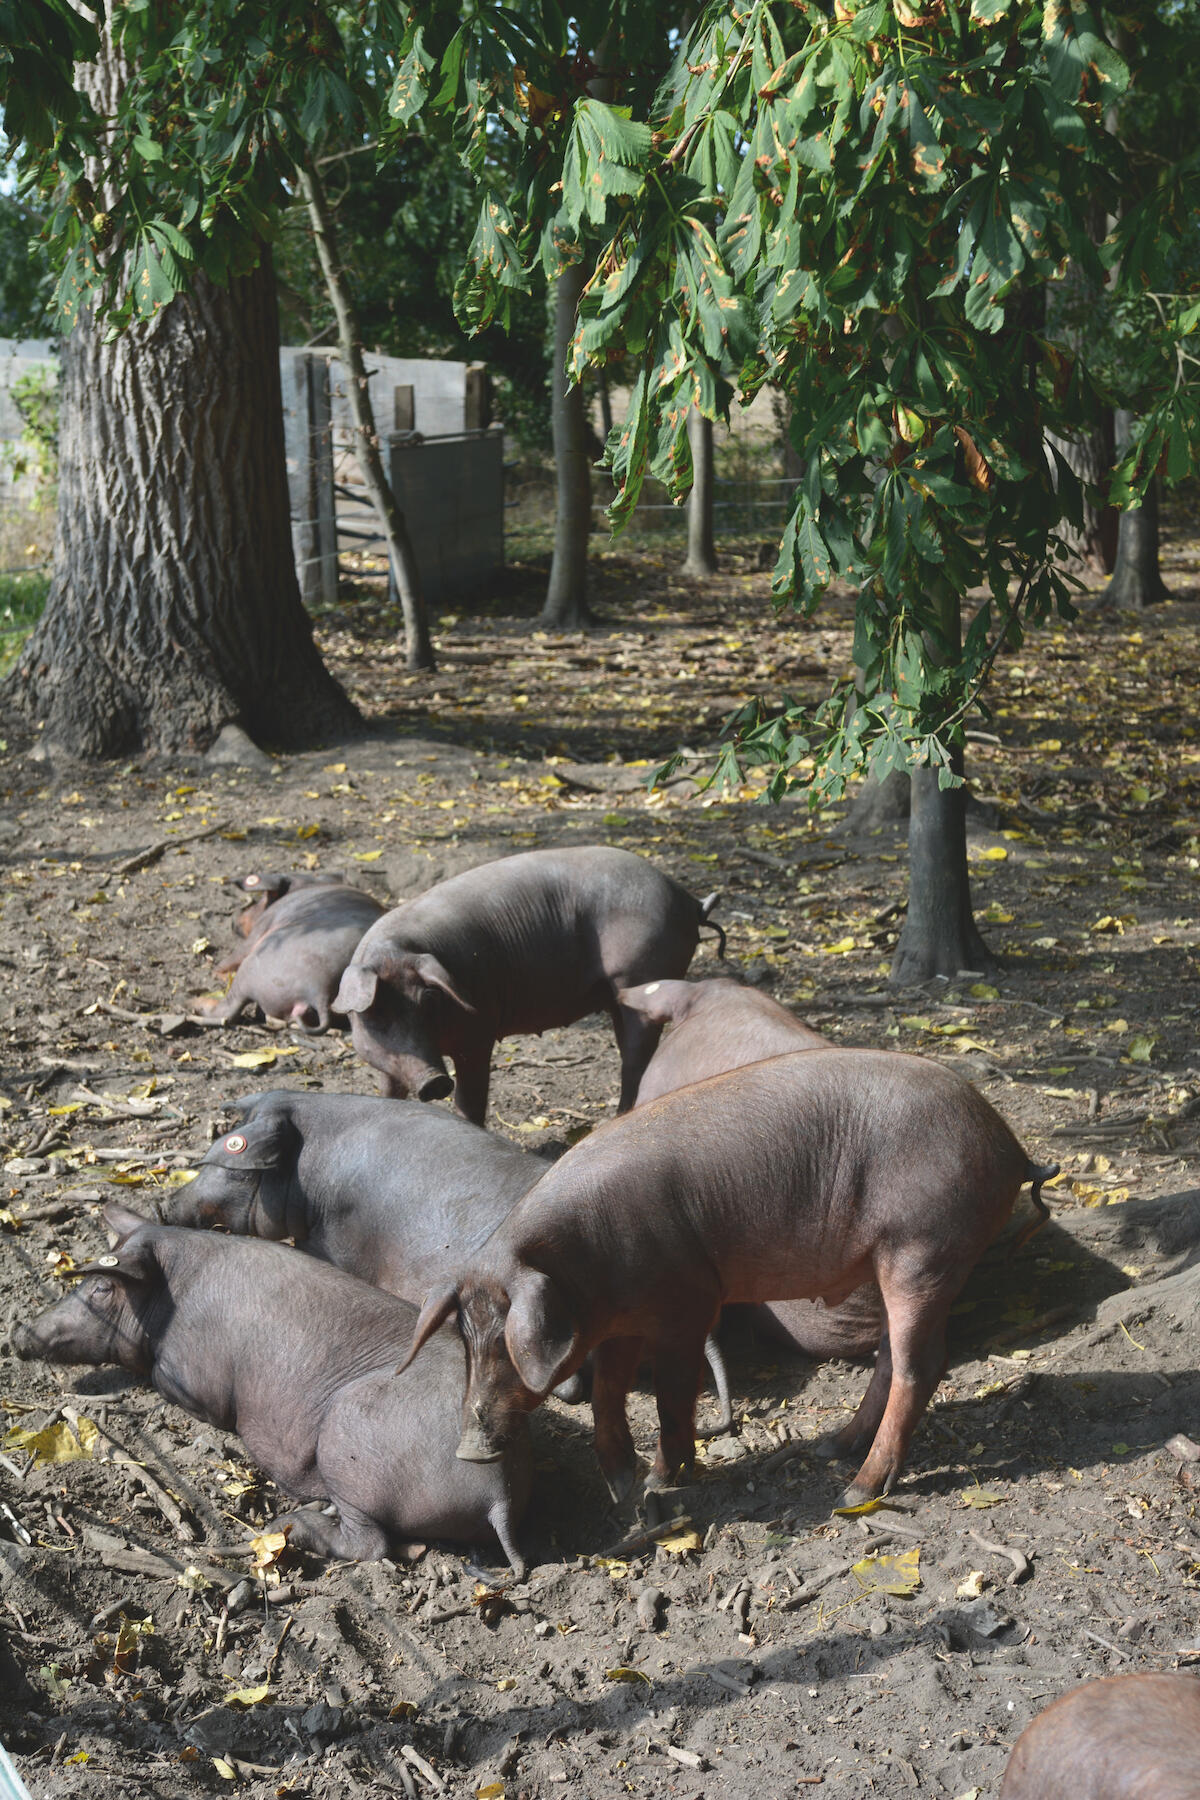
[
  {"left": 999, "top": 1672, "right": 1200, "bottom": 1799},
  {"left": 403, "top": 1050, "right": 1056, "bottom": 1508},
  {"left": 13, "top": 1202, "right": 531, "bottom": 1573},
  {"left": 164, "top": 1089, "right": 731, "bottom": 1425},
  {"left": 198, "top": 874, "right": 385, "bottom": 1032},
  {"left": 622, "top": 976, "right": 882, "bottom": 1360},
  {"left": 332, "top": 846, "right": 723, "bottom": 1123}
]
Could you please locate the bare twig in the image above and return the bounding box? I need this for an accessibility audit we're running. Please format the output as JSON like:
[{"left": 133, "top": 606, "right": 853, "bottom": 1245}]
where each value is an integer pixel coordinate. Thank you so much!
[
  {"left": 600, "top": 1513, "right": 695, "bottom": 1561},
  {"left": 63, "top": 1407, "right": 196, "bottom": 1543},
  {"left": 112, "top": 820, "right": 231, "bottom": 878},
  {"left": 966, "top": 1527, "right": 1030, "bottom": 1585}
]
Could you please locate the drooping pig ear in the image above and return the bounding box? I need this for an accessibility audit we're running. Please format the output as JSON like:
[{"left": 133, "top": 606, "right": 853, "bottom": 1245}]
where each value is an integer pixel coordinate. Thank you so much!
[
  {"left": 74, "top": 1240, "right": 159, "bottom": 1285},
  {"left": 234, "top": 872, "right": 291, "bottom": 901},
  {"left": 333, "top": 962, "right": 379, "bottom": 1016},
  {"left": 505, "top": 1270, "right": 580, "bottom": 1397},
  {"left": 103, "top": 1201, "right": 154, "bottom": 1246},
  {"left": 615, "top": 980, "right": 685, "bottom": 1025},
  {"left": 396, "top": 1287, "right": 459, "bottom": 1373},
  {"left": 204, "top": 1110, "right": 298, "bottom": 1173},
  {"left": 407, "top": 954, "right": 476, "bottom": 1014}
]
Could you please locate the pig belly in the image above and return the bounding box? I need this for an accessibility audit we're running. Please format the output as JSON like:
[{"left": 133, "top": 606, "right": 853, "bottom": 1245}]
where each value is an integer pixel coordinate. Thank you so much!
[{"left": 754, "top": 1287, "right": 884, "bottom": 1360}]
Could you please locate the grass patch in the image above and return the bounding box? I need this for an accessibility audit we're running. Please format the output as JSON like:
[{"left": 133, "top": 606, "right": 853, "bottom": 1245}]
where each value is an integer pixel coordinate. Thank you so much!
[{"left": 0, "top": 569, "right": 49, "bottom": 674}]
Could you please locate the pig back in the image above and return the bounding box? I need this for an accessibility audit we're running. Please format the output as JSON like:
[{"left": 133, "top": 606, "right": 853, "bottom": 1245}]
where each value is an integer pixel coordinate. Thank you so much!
[
  {"left": 497, "top": 1049, "right": 1032, "bottom": 1315},
  {"left": 376, "top": 847, "right": 704, "bottom": 1031},
  {"left": 289, "top": 1094, "right": 549, "bottom": 1298},
  {"left": 999, "top": 1672, "right": 1200, "bottom": 1799},
  {"left": 634, "top": 983, "right": 828, "bottom": 1107}
]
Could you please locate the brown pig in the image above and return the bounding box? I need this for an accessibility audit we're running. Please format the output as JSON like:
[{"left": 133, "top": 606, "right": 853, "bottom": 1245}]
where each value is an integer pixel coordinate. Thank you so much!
[
  {"left": 333, "top": 846, "right": 723, "bottom": 1122},
  {"left": 198, "top": 873, "right": 386, "bottom": 1033},
  {"left": 999, "top": 1672, "right": 1200, "bottom": 1799},
  {"left": 621, "top": 976, "right": 882, "bottom": 1361},
  {"left": 403, "top": 1050, "right": 1056, "bottom": 1508},
  {"left": 13, "top": 1202, "right": 531, "bottom": 1573}
]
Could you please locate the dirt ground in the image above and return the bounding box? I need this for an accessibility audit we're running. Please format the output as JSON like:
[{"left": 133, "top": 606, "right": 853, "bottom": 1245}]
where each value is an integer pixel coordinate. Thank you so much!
[{"left": 2, "top": 521, "right": 1200, "bottom": 1799}]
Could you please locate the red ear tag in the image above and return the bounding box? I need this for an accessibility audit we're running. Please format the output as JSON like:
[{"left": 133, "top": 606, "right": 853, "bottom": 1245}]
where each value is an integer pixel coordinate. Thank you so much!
[
  {"left": 244, "top": 875, "right": 260, "bottom": 887},
  {"left": 224, "top": 1134, "right": 247, "bottom": 1154}
]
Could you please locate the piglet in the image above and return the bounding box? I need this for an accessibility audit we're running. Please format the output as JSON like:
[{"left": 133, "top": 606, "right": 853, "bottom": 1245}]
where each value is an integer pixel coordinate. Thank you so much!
[
  {"left": 13, "top": 1202, "right": 531, "bottom": 1573},
  {"left": 622, "top": 977, "right": 882, "bottom": 1361},
  {"left": 198, "top": 872, "right": 385, "bottom": 1033},
  {"left": 333, "top": 846, "right": 723, "bottom": 1123},
  {"left": 403, "top": 1049, "right": 1057, "bottom": 1508},
  {"left": 1000, "top": 1672, "right": 1200, "bottom": 1799}
]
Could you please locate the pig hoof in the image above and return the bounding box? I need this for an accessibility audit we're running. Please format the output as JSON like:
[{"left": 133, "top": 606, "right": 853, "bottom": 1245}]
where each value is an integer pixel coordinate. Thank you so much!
[
  {"left": 837, "top": 1484, "right": 880, "bottom": 1511},
  {"left": 604, "top": 1465, "right": 639, "bottom": 1505}
]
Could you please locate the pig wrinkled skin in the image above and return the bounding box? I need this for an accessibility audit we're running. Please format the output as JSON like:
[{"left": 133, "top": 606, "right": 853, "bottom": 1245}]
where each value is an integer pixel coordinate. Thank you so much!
[
  {"left": 198, "top": 873, "right": 385, "bottom": 1033},
  {"left": 403, "top": 1050, "right": 1056, "bottom": 1508},
  {"left": 333, "top": 846, "right": 723, "bottom": 1123},
  {"left": 999, "top": 1672, "right": 1200, "bottom": 1799},
  {"left": 165, "top": 1088, "right": 732, "bottom": 1425},
  {"left": 622, "top": 976, "right": 883, "bottom": 1361},
  {"left": 13, "top": 1202, "right": 531, "bottom": 1573}
]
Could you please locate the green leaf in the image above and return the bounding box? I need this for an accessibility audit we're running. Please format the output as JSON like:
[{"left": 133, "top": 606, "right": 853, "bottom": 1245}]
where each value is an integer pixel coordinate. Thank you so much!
[{"left": 389, "top": 26, "right": 435, "bottom": 125}]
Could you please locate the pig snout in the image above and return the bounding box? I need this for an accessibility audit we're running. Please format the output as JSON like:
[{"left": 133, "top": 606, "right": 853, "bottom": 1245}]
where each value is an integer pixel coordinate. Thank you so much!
[
  {"left": 457, "top": 1409, "right": 506, "bottom": 1464},
  {"left": 11, "top": 1319, "right": 40, "bottom": 1360},
  {"left": 377, "top": 1059, "right": 453, "bottom": 1103}
]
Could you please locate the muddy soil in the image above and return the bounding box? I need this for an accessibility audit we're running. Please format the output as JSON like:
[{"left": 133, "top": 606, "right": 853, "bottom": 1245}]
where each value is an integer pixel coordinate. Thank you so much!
[{"left": 1, "top": 531, "right": 1199, "bottom": 1798}]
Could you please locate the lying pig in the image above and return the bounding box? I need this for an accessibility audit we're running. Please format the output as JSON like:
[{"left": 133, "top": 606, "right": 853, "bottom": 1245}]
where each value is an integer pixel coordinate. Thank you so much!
[
  {"left": 333, "top": 846, "right": 723, "bottom": 1123},
  {"left": 225, "top": 871, "right": 341, "bottom": 945},
  {"left": 999, "top": 1672, "right": 1200, "bottom": 1799},
  {"left": 622, "top": 977, "right": 881, "bottom": 1360},
  {"left": 165, "top": 1089, "right": 732, "bottom": 1427},
  {"left": 14, "top": 1202, "right": 531, "bottom": 1573},
  {"left": 403, "top": 1050, "right": 1056, "bottom": 1508},
  {"left": 198, "top": 874, "right": 386, "bottom": 1033}
]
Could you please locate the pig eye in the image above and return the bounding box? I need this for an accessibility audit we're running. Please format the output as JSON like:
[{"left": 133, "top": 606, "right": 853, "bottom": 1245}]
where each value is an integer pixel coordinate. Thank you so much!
[{"left": 224, "top": 1134, "right": 247, "bottom": 1154}]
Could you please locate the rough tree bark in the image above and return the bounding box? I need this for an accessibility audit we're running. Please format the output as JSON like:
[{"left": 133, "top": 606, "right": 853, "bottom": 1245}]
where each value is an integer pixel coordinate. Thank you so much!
[
  {"left": 682, "top": 409, "right": 717, "bottom": 577},
  {"left": 1103, "top": 412, "right": 1169, "bottom": 608},
  {"left": 542, "top": 258, "right": 595, "bottom": 628},
  {"left": 300, "top": 162, "right": 435, "bottom": 672},
  {"left": 890, "top": 590, "right": 993, "bottom": 983},
  {"left": 7, "top": 259, "right": 359, "bottom": 758},
  {"left": 6, "top": 20, "right": 357, "bottom": 760}
]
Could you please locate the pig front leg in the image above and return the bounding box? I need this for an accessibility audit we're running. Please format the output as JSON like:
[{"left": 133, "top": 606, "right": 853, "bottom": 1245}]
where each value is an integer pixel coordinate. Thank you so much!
[
  {"left": 609, "top": 1000, "right": 664, "bottom": 1113},
  {"left": 450, "top": 1043, "right": 493, "bottom": 1126},
  {"left": 270, "top": 1501, "right": 390, "bottom": 1562},
  {"left": 646, "top": 1327, "right": 711, "bottom": 1491},
  {"left": 591, "top": 1335, "right": 645, "bottom": 1502}
]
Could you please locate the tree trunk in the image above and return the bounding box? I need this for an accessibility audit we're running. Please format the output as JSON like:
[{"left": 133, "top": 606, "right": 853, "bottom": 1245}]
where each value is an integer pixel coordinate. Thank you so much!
[
  {"left": 1104, "top": 412, "right": 1168, "bottom": 608},
  {"left": 846, "top": 768, "right": 911, "bottom": 836},
  {"left": 1104, "top": 484, "right": 1168, "bottom": 607},
  {"left": 6, "top": 259, "right": 359, "bottom": 758},
  {"left": 300, "top": 163, "right": 435, "bottom": 671},
  {"left": 542, "top": 259, "right": 594, "bottom": 628},
  {"left": 682, "top": 408, "right": 717, "bottom": 577},
  {"left": 890, "top": 754, "right": 993, "bottom": 983},
  {"left": 889, "top": 588, "right": 992, "bottom": 983}
]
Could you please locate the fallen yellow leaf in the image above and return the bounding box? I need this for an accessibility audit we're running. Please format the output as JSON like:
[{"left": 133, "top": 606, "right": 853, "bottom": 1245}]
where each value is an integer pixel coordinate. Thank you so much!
[
  {"left": 5, "top": 1417, "right": 98, "bottom": 1467},
  {"left": 605, "top": 1666, "right": 653, "bottom": 1686},
  {"left": 851, "top": 1546, "right": 921, "bottom": 1596},
  {"left": 658, "top": 1529, "right": 702, "bottom": 1556},
  {"left": 228, "top": 1047, "right": 302, "bottom": 1070},
  {"left": 961, "top": 1487, "right": 1006, "bottom": 1509},
  {"left": 225, "top": 1682, "right": 272, "bottom": 1708}
]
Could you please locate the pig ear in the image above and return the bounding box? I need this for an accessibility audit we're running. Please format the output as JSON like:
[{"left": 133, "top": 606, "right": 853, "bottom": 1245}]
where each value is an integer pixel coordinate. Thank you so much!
[
  {"left": 409, "top": 954, "right": 476, "bottom": 1014},
  {"left": 205, "top": 1110, "right": 297, "bottom": 1172},
  {"left": 616, "top": 980, "right": 682, "bottom": 1025},
  {"left": 396, "top": 1287, "right": 459, "bottom": 1373},
  {"left": 235, "top": 872, "right": 290, "bottom": 900},
  {"left": 505, "top": 1271, "right": 580, "bottom": 1397},
  {"left": 103, "top": 1201, "right": 154, "bottom": 1245},
  {"left": 333, "top": 963, "right": 379, "bottom": 1016}
]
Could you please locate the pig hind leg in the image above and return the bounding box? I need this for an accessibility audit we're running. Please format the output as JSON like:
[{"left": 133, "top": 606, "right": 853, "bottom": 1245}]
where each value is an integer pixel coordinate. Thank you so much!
[
  {"left": 813, "top": 1330, "right": 894, "bottom": 1466},
  {"left": 195, "top": 979, "right": 253, "bottom": 1024},
  {"left": 269, "top": 1501, "right": 390, "bottom": 1562},
  {"left": 839, "top": 1272, "right": 958, "bottom": 1507}
]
